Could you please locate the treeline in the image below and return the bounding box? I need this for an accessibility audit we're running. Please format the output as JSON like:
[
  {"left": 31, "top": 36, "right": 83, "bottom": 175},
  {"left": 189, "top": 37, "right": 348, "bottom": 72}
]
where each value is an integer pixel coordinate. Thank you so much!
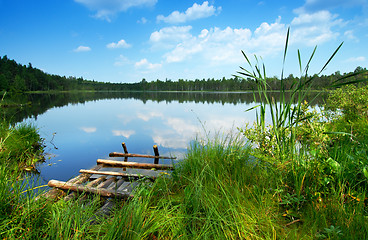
[
  {"left": 0, "top": 55, "right": 142, "bottom": 92},
  {"left": 2, "top": 91, "right": 326, "bottom": 124},
  {"left": 0, "top": 55, "right": 367, "bottom": 92}
]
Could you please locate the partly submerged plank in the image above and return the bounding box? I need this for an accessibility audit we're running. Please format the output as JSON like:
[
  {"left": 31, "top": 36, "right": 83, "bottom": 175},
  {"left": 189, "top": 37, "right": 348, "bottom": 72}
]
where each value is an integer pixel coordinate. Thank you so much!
[
  {"left": 64, "top": 176, "right": 107, "bottom": 201},
  {"left": 79, "top": 169, "right": 156, "bottom": 179},
  {"left": 39, "top": 164, "right": 104, "bottom": 201},
  {"left": 97, "top": 159, "right": 174, "bottom": 170},
  {"left": 109, "top": 152, "right": 176, "bottom": 159},
  {"left": 48, "top": 180, "right": 133, "bottom": 199}
]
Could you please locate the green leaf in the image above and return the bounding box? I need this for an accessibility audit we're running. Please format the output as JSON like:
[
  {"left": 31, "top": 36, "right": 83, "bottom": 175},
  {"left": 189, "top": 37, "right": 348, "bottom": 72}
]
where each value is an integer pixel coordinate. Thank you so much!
[
  {"left": 245, "top": 105, "right": 260, "bottom": 112},
  {"left": 363, "top": 166, "right": 368, "bottom": 180},
  {"left": 326, "top": 157, "right": 340, "bottom": 173},
  {"left": 318, "top": 42, "right": 343, "bottom": 75}
]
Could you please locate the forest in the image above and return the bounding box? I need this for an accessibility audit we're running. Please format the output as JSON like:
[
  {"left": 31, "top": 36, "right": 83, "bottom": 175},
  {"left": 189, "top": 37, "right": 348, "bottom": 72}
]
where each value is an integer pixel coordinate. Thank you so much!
[{"left": 0, "top": 55, "right": 367, "bottom": 92}]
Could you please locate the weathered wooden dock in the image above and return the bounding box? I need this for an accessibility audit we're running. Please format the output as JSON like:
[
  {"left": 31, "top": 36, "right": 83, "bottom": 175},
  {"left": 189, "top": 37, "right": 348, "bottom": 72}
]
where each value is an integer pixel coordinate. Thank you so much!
[{"left": 43, "top": 143, "right": 175, "bottom": 203}]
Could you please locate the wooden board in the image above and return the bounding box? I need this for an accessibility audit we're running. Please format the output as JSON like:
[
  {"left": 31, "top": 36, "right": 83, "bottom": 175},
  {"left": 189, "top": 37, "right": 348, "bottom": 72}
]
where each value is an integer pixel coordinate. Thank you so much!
[
  {"left": 109, "top": 152, "right": 176, "bottom": 159},
  {"left": 79, "top": 169, "right": 156, "bottom": 180},
  {"left": 97, "top": 159, "right": 174, "bottom": 170},
  {"left": 48, "top": 180, "right": 134, "bottom": 199}
]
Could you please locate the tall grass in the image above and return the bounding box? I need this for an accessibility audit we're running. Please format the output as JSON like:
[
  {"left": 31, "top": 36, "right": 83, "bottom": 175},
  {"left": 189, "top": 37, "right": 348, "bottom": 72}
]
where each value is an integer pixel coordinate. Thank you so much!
[
  {"left": 236, "top": 27, "right": 368, "bottom": 239},
  {"left": 236, "top": 27, "right": 342, "bottom": 161},
  {"left": 0, "top": 121, "right": 44, "bottom": 171},
  {"left": 1, "top": 28, "right": 368, "bottom": 239}
]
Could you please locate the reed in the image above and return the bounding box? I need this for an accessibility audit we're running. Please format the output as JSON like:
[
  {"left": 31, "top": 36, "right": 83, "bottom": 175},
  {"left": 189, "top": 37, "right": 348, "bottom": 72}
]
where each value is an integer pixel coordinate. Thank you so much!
[{"left": 235, "top": 27, "right": 368, "bottom": 239}]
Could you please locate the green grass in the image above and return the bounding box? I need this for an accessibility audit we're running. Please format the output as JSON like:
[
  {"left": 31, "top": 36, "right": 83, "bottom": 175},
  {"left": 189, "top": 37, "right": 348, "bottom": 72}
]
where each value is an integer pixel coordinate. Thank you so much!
[
  {"left": 1, "top": 28, "right": 368, "bottom": 239},
  {"left": 0, "top": 121, "right": 44, "bottom": 171},
  {"left": 1, "top": 108, "right": 368, "bottom": 239}
]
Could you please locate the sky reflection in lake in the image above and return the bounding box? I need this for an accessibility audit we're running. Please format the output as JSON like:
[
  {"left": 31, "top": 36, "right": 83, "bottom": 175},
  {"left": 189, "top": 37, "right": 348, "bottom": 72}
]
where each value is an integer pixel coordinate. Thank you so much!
[{"left": 27, "top": 97, "right": 256, "bottom": 184}]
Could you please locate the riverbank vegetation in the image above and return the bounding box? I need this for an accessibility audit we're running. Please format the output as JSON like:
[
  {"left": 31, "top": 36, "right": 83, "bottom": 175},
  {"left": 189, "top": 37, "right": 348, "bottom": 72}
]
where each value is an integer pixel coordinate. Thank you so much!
[
  {"left": 0, "top": 121, "right": 44, "bottom": 171},
  {"left": 1, "top": 31, "right": 368, "bottom": 238},
  {"left": 0, "top": 54, "right": 367, "bottom": 93},
  {"left": 2, "top": 80, "right": 368, "bottom": 238}
]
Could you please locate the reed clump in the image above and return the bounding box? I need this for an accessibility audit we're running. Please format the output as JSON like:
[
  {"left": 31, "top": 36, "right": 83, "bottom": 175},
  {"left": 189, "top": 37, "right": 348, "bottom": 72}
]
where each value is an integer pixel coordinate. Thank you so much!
[{"left": 235, "top": 27, "right": 368, "bottom": 239}]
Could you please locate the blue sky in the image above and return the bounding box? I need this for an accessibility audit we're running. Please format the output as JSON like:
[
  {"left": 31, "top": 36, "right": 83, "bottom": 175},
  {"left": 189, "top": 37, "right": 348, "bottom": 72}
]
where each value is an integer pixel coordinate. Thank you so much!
[{"left": 0, "top": 0, "right": 367, "bottom": 83}]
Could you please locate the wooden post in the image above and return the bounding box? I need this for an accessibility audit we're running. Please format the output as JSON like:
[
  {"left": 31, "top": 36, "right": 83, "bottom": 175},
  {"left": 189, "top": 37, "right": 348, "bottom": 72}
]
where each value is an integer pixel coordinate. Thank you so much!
[
  {"left": 122, "top": 142, "right": 128, "bottom": 154},
  {"left": 153, "top": 145, "right": 159, "bottom": 164},
  {"left": 122, "top": 142, "right": 129, "bottom": 163}
]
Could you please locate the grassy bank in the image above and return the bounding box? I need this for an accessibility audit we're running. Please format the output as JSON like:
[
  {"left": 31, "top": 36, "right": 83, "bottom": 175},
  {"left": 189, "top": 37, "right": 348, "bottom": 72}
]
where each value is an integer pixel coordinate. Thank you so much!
[
  {"left": 0, "top": 121, "right": 44, "bottom": 171},
  {"left": 1, "top": 30, "right": 368, "bottom": 238},
  {"left": 1, "top": 83, "right": 368, "bottom": 239}
]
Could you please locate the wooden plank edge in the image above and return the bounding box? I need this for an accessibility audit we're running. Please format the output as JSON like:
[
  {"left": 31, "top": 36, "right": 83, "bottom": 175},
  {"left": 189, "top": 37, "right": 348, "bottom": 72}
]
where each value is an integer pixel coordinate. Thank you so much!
[
  {"left": 48, "top": 180, "right": 134, "bottom": 199},
  {"left": 97, "top": 159, "right": 174, "bottom": 170},
  {"left": 79, "top": 169, "right": 156, "bottom": 180},
  {"left": 109, "top": 152, "right": 176, "bottom": 159},
  {"left": 36, "top": 164, "right": 104, "bottom": 201}
]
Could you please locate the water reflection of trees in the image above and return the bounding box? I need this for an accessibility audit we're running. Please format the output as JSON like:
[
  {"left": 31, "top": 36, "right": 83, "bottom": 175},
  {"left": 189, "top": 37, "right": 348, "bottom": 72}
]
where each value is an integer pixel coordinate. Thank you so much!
[{"left": 2, "top": 91, "right": 327, "bottom": 123}]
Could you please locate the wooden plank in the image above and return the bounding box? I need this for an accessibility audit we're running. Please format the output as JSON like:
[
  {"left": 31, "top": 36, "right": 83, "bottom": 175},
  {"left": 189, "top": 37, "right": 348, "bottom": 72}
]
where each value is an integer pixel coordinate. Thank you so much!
[
  {"left": 89, "top": 200, "right": 116, "bottom": 224},
  {"left": 64, "top": 176, "right": 107, "bottom": 201},
  {"left": 79, "top": 169, "right": 156, "bottom": 179},
  {"left": 109, "top": 152, "right": 176, "bottom": 159},
  {"left": 39, "top": 164, "right": 104, "bottom": 201},
  {"left": 97, "top": 159, "right": 174, "bottom": 170},
  {"left": 48, "top": 180, "right": 133, "bottom": 199},
  {"left": 113, "top": 178, "right": 126, "bottom": 190},
  {"left": 118, "top": 182, "right": 132, "bottom": 193},
  {"left": 73, "top": 165, "right": 104, "bottom": 184},
  {"left": 97, "top": 177, "right": 116, "bottom": 189}
]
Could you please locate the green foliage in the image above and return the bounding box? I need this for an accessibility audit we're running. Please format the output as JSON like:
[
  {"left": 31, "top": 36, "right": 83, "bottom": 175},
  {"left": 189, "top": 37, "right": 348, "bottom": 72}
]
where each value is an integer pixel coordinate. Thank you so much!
[
  {"left": 326, "top": 84, "right": 368, "bottom": 141},
  {"left": 2, "top": 30, "right": 368, "bottom": 239},
  {"left": 0, "top": 121, "right": 44, "bottom": 171},
  {"left": 0, "top": 55, "right": 366, "bottom": 93},
  {"left": 236, "top": 28, "right": 368, "bottom": 238}
]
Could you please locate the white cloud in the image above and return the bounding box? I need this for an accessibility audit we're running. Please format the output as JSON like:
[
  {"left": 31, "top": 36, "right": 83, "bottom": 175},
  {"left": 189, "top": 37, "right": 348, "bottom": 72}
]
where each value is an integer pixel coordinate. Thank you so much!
[
  {"left": 138, "top": 17, "right": 148, "bottom": 24},
  {"left": 112, "top": 130, "right": 135, "bottom": 138},
  {"left": 152, "top": 118, "right": 200, "bottom": 149},
  {"left": 346, "top": 56, "right": 366, "bottom": 62},
  {"left": 147, "top": 10, "right": 346, "bottom": 78},
  {"left": 80, "top": 127, "right": 97, "bottom": 133},
  {"left": 107, "top": 39, "right": 131, "bottom": 49},
  {"left": 137, "top": 111, "right": 163, "bottom": 121},
  {"left": 150, "top": 26, "right": 193, "bottom": 49},
  {"left": 135, "top": 58, "right": 162, "bottom": 70},
  {"left": 74, "top": 0, "right": 157, "bottom": 21},
  {"left": 344, "top": 30, "right": 358, "bottom": 41},
  {"left": 74, "top": 46, "right": 91, "bottom": 52},
  {"left": 152, "top": 115, "right": 248, "bottom": 149},
  {"left": 290, "top": 11, "right": 344, "bottom": 45},
  {"left": 157, "top": 18, "right": 285, "bottom": 64},
  {"left": 157, "top": 1, "right": 221, "bottom": 24},
  {"left": 294, "top": 0, "right": 367, "bottom": 14},
  {"left": 114, "top": 54, "right": 130, "bottom": 66}
]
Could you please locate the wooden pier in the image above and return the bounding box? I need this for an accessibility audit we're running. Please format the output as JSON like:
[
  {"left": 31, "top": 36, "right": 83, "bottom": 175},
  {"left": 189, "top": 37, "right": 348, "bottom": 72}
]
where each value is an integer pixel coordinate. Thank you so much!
[{"left": 43, "top": 143, "right": 175, "bottom": 203}]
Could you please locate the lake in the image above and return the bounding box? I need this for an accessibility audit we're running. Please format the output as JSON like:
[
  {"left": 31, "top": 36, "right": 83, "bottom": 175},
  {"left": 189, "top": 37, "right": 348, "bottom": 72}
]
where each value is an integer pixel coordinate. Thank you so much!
[{"left": 11, "top": 91, "right": 324, "bottom": 186}]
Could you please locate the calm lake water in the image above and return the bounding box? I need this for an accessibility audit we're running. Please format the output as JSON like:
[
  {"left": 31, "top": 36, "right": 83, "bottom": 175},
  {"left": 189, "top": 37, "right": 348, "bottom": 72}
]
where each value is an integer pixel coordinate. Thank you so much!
[{"left": 12, "top": 91, "right": 324, "bottom": 186}]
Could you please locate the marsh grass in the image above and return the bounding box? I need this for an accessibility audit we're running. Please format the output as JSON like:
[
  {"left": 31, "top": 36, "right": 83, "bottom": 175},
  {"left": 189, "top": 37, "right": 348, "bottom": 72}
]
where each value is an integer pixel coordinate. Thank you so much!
[
  {"left": 235, "top": 27, "right": 368, "bottom": 239},
  {"left": 0, "top": 121, "right": 44, "bottom": 172},
  {"left": 2, "top": 29, "right": 368, "bottom": 239}
]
